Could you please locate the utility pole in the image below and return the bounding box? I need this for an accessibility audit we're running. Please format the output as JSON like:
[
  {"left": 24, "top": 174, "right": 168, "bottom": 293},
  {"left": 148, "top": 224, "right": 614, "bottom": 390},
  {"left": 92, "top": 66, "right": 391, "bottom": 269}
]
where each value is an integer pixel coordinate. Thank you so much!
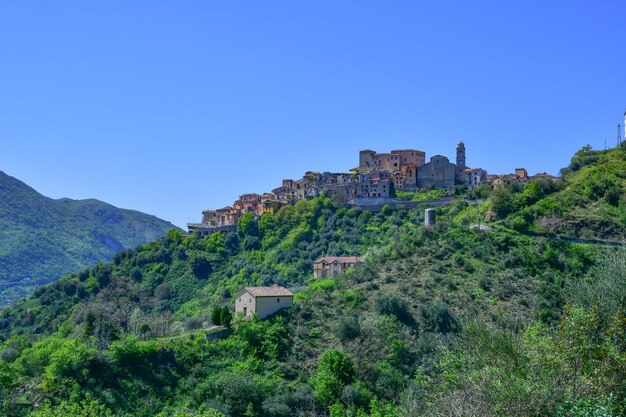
[{"left": 618, "top": 124, "right": 623, "bottom": 147}]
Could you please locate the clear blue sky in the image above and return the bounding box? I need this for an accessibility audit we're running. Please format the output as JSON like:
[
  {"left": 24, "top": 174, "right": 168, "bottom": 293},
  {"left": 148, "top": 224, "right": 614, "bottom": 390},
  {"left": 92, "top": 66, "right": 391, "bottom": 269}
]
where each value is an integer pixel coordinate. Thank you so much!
[{"left": 1, "top": 1, "right": 625, "bottom": 228}]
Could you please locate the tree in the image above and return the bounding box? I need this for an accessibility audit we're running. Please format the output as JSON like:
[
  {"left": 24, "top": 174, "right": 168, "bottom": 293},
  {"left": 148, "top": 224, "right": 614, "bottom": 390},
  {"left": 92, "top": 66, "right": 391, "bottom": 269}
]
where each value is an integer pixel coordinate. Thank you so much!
[
  {"left": 375, "top": 293, "right": 415, "bottom": 327},
  {"left": 190, "top": 254, "right": 212, "bottom": 278},
  {"left": 220, "top": 307, "right": 232, "bottom": 327},
  {"left": 139, "top": 323, "right": 151, "bottom": 338},
  {"left": 314, "top": 349, "right": 356, "bottom": 407},
  {"left": 238, "top": 212, "right": 259, "bottom": 237},
  {"left": 337, "top": 316, "right": 361, "bottom": 342},
  {"left": 211, "top": 307, "right": 222, "bottom": 326},
  {"left": 490, "top": 188, "right": 515, "bottom": 218}
]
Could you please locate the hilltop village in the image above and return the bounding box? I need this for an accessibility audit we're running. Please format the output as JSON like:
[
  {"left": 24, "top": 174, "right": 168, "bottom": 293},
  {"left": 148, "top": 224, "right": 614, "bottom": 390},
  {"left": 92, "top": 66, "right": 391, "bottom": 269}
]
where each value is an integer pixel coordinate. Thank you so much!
[{"left": 188, "top": 142, "right": 555, "bottom": 235}]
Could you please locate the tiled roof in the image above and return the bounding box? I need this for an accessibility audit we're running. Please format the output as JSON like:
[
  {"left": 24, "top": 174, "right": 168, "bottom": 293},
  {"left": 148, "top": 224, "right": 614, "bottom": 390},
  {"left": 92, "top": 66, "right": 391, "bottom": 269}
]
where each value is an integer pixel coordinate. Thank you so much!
[
  {"left": 240, "top": 286, "right": 293, "bottom": 297},
  {"left": 314, "top": 256, "right": 361, "bottom": 264}
]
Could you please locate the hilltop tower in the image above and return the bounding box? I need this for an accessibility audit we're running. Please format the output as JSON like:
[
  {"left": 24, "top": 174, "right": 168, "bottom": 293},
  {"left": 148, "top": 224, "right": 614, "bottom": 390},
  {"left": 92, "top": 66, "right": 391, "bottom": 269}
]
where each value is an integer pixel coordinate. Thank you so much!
[{"left": 456, "top": 141, "right": 466, "bottom": 175}]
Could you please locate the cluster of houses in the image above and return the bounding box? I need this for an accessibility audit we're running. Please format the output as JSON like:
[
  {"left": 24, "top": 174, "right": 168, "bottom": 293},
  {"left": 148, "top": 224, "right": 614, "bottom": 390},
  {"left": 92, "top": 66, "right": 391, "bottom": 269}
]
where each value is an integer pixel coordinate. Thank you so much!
[
  {"left": 235, "top": 256, "right": 361, "bottom": 319},
  {"left": 488, "top": 168, "right": 556, "bottom": 189},
  {"left": 189, "top": 142, "right": 556, "bottom": 236}
]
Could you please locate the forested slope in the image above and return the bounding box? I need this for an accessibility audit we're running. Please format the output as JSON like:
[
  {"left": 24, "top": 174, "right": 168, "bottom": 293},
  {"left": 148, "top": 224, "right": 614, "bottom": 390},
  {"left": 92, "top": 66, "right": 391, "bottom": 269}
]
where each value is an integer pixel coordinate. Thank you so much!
[
  {"left": 0, "top": 170, "right": 178, "bottom": 306},
  {"left": 0, "top": 145, "right": 624, "bottom": 417}
]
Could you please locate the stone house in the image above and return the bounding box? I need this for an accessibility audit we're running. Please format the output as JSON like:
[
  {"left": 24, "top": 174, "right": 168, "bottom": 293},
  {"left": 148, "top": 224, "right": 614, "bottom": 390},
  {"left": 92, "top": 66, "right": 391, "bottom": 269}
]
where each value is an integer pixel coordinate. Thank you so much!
[
  {"left": 235, "top": 286, "right": 294, "bottom": 319},
  {"left": 216, "top": 206, "right": 239, "bottom": 226},
  {"left": 489, "top": 168, "right": 534, "bottom": 189},
  {"left": 392, "top": 171, "right": 406, "bottom": 190},
  {"left": 356, "top": 171, "right": 391, "bottom": 198},
  {"left": 515, "top": 168, "right": 528, "bottom": 179},
  {"left": 465, "top": 168, "right": 487, "bottom": 189},
  {"left": 313, "top": 256, "right": 362, "bottom": 279},
  {"left": 272, "top": 185, "right": 297, "bottom": 204},
  {"left": 400, "top": 163, "right": 417, "bottom": 187},
  {"left": 187, "top": 205, "right": 239, "bottom": 234},
  {"left": 239, "top": 193, "right": 263, "bottom": 215},
  {"left": 358, "top": 149, "right": 426, "bottom": 173},
  {"left": 391, "top": 149, "right": 426, "bottom": 168},
  {"left": 201, "top": 210, "right": 218, "bottom": 227}
]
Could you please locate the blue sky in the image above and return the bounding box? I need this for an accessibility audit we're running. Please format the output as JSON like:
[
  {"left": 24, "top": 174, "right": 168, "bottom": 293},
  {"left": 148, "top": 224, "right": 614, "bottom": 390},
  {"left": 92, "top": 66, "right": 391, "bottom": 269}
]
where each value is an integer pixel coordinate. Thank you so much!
[{"left": 1, "top": 1, "right": 625, "bottom": 228}]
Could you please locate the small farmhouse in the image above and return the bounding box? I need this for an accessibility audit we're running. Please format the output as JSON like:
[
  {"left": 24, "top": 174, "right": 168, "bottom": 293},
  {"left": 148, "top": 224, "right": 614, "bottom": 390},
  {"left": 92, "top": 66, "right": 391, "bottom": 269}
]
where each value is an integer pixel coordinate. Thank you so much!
[
  {"left": 313, "top": 256, "right": 361, "bottom": 279},
  {"left": 235, "top": 286, "right": 294, "bottom": 319}
]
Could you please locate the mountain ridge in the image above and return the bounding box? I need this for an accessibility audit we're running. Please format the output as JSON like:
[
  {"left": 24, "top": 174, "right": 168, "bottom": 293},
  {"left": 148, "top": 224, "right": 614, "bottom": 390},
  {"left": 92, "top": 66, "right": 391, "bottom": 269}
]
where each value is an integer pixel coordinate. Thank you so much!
[{"left": 0, "top": 170, "right": 179, "bottom": 306}]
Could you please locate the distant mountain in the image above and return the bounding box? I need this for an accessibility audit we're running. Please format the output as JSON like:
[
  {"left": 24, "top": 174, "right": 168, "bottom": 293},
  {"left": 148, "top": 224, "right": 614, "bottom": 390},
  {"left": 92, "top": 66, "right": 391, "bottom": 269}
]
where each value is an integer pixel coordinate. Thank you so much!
[{"left": 0, "top": 170, "right": 178, "bottom": 306}]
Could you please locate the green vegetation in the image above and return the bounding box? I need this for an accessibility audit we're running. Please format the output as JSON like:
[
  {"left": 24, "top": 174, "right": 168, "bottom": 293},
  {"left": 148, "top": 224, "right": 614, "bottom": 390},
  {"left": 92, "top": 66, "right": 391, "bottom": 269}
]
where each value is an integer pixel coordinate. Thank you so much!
[
  {"left": 0, "top": 171, "right": 178, "bottom": 306},
  {"left": 0, "top": 145, "right": 624, "bottom": 416},
  {"left": 395, "top": 189, "right": 449, "bottom": 201},
  {"left": 481, "top": 144, "right": 626, "bottom": 240}
]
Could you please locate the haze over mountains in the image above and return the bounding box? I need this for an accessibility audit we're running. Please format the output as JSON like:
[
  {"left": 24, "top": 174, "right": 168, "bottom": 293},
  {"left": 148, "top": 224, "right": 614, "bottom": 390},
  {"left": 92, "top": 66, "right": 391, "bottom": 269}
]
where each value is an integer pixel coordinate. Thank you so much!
[{"left": 0, "top": 170, "right": 178, "bottom": 306}]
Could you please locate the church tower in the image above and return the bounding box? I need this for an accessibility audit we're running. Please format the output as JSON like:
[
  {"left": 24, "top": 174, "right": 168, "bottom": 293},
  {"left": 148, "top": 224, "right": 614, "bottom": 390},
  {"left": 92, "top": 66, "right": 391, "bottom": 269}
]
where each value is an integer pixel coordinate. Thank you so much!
[{"left": 456, "top": 141, "right": 466, "bottom": 175}]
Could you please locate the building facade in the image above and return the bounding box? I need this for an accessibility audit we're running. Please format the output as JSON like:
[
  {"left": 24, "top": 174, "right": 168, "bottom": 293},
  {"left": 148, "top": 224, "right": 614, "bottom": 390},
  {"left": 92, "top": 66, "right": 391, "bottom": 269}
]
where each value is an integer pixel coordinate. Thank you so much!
[
  {"left": 313, "top": 256, "right": 362, "bottom": 279},
  {"left": 416, "top": 155, "right": 457, "bottom": 192},
  {"left": 235, "top": 286, "right": 294, "bottom": 319},
  {"left": 358, "top": 149, "right": 425, "bottom": 175}
]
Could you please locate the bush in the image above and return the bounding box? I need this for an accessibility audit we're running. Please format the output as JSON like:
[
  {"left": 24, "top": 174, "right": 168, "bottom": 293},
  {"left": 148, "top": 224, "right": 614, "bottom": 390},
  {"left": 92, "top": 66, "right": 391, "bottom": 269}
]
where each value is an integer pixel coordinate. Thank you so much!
[
  {"left": 242, "top": 236, "right": 261, "bottom": 251},
  {"left": 336, "top": 316, "right": 361, "bottom": 342},
  {"left": 220, "top": 307, "right": 232, "bottom": 327},
  {"left": 314, "top": 349, "right": 356, "bottom": 406},
  {"left": 419, "top": 301, "right": 459, "bottom": 334},
  {"left": 190, "top": 255, "right": 212, "bottom": 278},
  {"left": 375, "top": 293, "right": 415, "bottom": 327}
]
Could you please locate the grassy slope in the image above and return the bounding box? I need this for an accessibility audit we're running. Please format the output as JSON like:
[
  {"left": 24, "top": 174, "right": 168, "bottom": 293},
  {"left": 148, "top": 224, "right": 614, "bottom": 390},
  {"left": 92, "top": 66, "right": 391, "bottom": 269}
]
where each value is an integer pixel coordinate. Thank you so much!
[{"left": 0, "top": 170, "right": 178, "bottom": 306}]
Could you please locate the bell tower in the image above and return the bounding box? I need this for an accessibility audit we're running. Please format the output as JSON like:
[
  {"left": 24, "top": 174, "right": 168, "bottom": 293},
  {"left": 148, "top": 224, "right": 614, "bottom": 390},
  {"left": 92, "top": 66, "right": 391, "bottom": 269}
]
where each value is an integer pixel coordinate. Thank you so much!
[{"left": 456, "top": 141, "right": 466, "bottom": 175}]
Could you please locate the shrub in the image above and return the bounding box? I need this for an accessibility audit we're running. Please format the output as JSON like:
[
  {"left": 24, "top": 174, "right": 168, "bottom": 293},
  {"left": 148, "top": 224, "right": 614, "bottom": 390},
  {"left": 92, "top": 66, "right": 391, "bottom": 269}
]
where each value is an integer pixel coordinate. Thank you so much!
[
  {"left": 336, "top": 316, "right": 361, "bottom": 342},
  {"left": 220, "top": 307, "right": 232, "bottom": 327},
  {"left": 419, "top": 301, "right": 459, "bottom": 334},
  {"left": 190, "top": 255, "right": 212, "bottom": 278},
  {"left": 375, "top": 293, "right": 415, "bottom": 327},
  {"left": 314, "top": 349, "right": 356, "bottom": 406}
]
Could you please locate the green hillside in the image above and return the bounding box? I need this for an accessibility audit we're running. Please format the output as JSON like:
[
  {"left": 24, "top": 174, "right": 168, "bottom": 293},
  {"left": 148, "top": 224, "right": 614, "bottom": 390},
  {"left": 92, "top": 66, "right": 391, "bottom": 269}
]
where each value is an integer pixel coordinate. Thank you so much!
[
  {"left": 0, "top": 146, "right": 624, "bottom": 417},
  {"left": 0, "top": 171, "right": 179, "bottom": 306},
  {"left": 486, "top": 145, "right": 626, "bottom": 240}
]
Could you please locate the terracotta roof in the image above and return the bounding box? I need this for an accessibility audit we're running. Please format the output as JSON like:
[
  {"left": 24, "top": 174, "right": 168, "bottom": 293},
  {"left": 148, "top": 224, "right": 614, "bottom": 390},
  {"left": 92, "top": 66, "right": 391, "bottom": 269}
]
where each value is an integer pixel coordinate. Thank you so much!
[
  {"left": 239, "top": 286, "right": 293, "bottom": 297},
  {"left": 314, "top": 256, "right": 361, "bottom": 264}
]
